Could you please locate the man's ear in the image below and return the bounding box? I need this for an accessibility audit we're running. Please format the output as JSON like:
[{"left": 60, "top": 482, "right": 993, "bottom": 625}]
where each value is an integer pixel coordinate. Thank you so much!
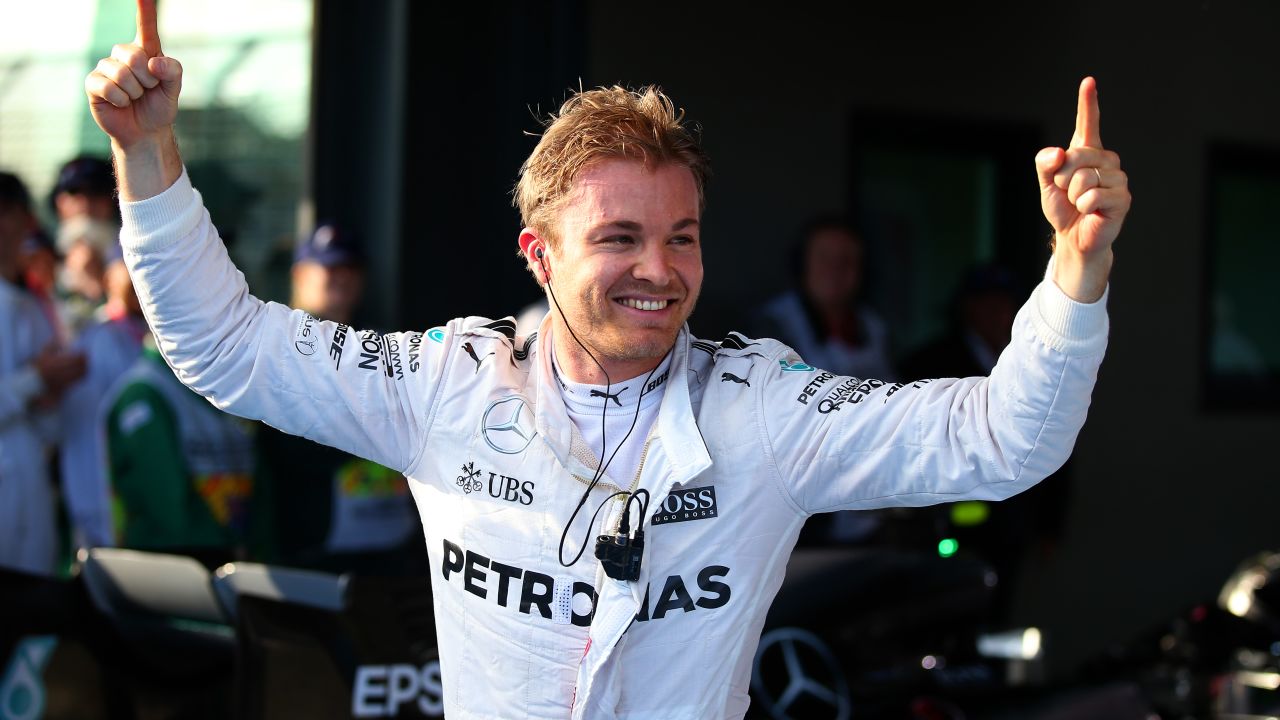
[{"left": 518, "top": 228, "right": 549, "bottom": 286}]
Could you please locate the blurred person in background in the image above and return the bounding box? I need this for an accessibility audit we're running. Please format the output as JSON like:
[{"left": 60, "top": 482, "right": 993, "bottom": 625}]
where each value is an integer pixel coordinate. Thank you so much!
[
  {"left": 288, "top": 223, "right": 365, "bottom": 324},
  {"left": 55, "top": 216, "right": 117, "bottom": 339},
  {"left": 59, "top": 244, "right": 149, "bottom": 550},
  {"left": 103, "top": 331, "right": 260, "bottom": 568},
  {"left": 0, "top": 171, "right": 86, "bottom": 575},
  {"left": 256, "top": 224, "right": 422, "bottom": 574},
  {"left": 17, "top": 230, "right": 64, "bottom": 339},
  {"left": 900, "top": 264, "right": 1020, "bottom": 380},
  {"left": 50, "top": 157, "right": 121, "bottom": 339},
  {"left": 51, "top": 156, "right": 119, "bottom": 225},
  {"left": 754, "top": 217, "right": 896, "bottom": 545},
  {"left": 752, "top": 216, "right": 896, "bottom": 382}
]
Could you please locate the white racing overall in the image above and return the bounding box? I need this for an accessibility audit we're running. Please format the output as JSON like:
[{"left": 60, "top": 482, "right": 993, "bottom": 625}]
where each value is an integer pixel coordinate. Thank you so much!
[{"left": 121, "top": 171, "right": 1108, "bottom": 719}]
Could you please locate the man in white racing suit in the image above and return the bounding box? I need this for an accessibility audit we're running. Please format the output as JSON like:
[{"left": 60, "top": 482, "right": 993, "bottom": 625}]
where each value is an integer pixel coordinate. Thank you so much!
[{"left": 85, "top": 3, "right": 1129, "bottom": 717}]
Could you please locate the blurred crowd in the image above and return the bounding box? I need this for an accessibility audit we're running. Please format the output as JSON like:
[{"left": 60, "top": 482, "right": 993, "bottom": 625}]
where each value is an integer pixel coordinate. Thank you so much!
[
  {"left": 0, "top": 158, "right": 425, "bottom": 579},
  {"left": 1, "top": 159, "right": 1062, "bottom": 617}
]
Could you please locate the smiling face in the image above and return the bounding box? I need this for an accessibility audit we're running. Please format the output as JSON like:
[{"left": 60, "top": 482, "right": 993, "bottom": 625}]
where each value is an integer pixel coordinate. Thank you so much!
[{"left": 532, "top": 159, "right": 703, "bottom": 383}]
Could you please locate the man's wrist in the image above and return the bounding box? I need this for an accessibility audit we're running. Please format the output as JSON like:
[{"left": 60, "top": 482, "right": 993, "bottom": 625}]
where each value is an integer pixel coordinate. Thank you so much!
[
  {"left": 111, "top": 128, "right": 183, "bottom": 202},
  {"left": 1050, "top": 244, "right": 1113, "bottom": 304}
]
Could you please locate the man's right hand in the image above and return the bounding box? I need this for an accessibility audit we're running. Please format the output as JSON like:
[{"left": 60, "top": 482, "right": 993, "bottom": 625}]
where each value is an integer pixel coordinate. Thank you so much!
[{"left": 84, "top": 0, "right": 184, "bottom": 200}]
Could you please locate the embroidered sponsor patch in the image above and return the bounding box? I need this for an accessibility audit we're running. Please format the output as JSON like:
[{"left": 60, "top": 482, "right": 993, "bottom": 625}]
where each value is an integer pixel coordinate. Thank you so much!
[
  {"left": 481, "top": 396, "right": 538, "bottom": 454},
  {"left": 293, "top": 312, "right": 319, "bottom": 356},
  {"left": 778, "top": 359, "right": 817, "bottom": 372},
  {"left": 651, "top": 486, "right": 718, "bottom": 526}
]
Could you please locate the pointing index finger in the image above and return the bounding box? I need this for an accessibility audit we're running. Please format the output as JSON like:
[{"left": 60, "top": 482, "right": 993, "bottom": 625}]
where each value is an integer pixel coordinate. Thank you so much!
[
  {"left": 134, "top": 0, "right": 162, "bottom": 57},
  {"left": 1070, "top": 76, "right": 1102, "bottom": 149}
]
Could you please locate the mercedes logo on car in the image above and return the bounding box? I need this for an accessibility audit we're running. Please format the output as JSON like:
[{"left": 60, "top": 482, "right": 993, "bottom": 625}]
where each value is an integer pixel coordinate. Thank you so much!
[
  {"left": 481, "top": 396, "right": 537, "bottom": 455},
  {"left": 751, "top": 627, "right": 852, "bottom": 720}
]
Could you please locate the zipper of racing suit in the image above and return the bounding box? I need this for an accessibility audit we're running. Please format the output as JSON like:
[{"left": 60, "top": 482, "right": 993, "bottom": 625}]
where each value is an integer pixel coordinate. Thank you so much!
[
  {"left": 578, "top": 436, "right": 655, "bottom": 637},
  {"left": 571, "top": 435, "right": 655, "bottom": 534}
]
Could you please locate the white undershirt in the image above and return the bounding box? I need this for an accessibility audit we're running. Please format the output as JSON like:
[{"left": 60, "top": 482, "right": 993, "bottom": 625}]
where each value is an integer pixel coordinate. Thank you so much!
[{"left": 551, "top": 346, "right": 671, "bottom": 491}]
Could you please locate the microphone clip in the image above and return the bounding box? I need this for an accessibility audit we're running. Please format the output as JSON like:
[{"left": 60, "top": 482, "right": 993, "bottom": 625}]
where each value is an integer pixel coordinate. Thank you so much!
[{"left": 594, "top": 530, "right": 644, "bottom": 582}]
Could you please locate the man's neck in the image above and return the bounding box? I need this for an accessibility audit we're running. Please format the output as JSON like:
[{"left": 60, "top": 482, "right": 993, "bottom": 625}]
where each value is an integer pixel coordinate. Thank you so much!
[{"left": 550, "top": 320, "right": 670, "bottom": 386}]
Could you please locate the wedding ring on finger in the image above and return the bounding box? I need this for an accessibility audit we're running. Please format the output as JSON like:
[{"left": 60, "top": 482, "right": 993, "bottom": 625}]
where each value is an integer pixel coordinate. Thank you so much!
[{"left": 1093, "top": 167, "right": 1103, "bottom": 188}]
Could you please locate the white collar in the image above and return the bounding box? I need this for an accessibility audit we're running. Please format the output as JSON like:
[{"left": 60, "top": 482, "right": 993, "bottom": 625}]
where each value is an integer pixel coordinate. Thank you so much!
[{"left": 550, "top": 343, "right": 672, "bottom": 415}]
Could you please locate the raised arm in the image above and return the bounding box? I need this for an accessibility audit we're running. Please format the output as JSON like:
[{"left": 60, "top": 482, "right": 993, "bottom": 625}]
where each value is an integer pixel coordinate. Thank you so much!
[
  {"left": 83, "top": 0, "right": 442, "bottom": 473},
  {"left": 764, "top": 78, "right": 1129, "bottom": 513}
]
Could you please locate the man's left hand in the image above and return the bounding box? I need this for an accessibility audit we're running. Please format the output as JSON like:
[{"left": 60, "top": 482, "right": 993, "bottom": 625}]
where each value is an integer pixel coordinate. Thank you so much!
[{"left": 1035, "top": 77, "right": 1131, "bottom": 302}]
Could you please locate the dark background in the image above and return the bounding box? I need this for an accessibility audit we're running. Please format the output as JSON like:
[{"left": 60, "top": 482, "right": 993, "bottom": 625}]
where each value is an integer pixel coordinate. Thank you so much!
[{"left": 310, "top": 0, "right": 1280, "bottom": 677}]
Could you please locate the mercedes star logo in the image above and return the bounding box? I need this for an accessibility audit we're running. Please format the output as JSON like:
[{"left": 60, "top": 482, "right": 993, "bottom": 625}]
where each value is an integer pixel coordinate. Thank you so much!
[
  {"left": 481, "top": 396, "right": 538, "bottom": 455},
  {"left": 751, "top": 627, "right": 852, "bottom": 720}
]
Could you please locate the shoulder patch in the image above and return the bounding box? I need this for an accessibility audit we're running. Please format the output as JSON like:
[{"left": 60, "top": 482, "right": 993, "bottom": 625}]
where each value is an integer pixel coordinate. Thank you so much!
[
  {"left": 457, "top": 316, "right": 520, "bottom": 341},
  {"left": 478, "top": 318, "right": 516, "bottom": 340},
  {"left": 452, "top": 317, "right": 540, "bottom": 373},
  {"left": 691, "top": 340, "right": 719, "bottom": 357},
  {"left": 513, "top": 332, "right": 537, "bottom": 362},
  {"left": 719, "top": 331, "right": 759, "bottom": 351}
]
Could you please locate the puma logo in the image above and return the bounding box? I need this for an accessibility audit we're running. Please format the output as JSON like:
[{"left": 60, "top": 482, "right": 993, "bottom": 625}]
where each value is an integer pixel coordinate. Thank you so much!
[
  {"left": 463, "top": 342, "right": 494, "bottom": 373},
  {"left": 721, "top": 372, "right": 750, "bottom": 387},
  {"left": 589, "top": 388, "right": 626, "bottom": 406}
]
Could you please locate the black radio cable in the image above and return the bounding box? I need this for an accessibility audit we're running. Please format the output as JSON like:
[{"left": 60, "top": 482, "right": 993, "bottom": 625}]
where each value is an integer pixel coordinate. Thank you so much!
[{"left": 537, "top": 250, "right": 664, "bottom": 572}]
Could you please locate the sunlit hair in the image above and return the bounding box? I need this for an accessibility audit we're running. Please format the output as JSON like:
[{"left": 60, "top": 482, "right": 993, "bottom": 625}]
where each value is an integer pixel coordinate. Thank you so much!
[{"left": 514, "top": 85, "right": 711, "bottom": 246}]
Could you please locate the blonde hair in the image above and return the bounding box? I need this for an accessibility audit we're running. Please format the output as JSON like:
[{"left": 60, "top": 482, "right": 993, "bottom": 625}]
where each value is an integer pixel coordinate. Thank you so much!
[{"left": 514, "top": 85, "right": 711, "bottom": 245}]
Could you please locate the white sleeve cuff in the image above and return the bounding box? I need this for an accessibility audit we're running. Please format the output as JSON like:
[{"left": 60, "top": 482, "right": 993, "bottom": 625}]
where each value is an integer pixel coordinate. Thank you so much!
[
  {"left": 118, "top": 169, "right": 205, "bottom": 254},
  {"left": 1031, "top": 257, "right": 1110, "bottom": 357}
]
